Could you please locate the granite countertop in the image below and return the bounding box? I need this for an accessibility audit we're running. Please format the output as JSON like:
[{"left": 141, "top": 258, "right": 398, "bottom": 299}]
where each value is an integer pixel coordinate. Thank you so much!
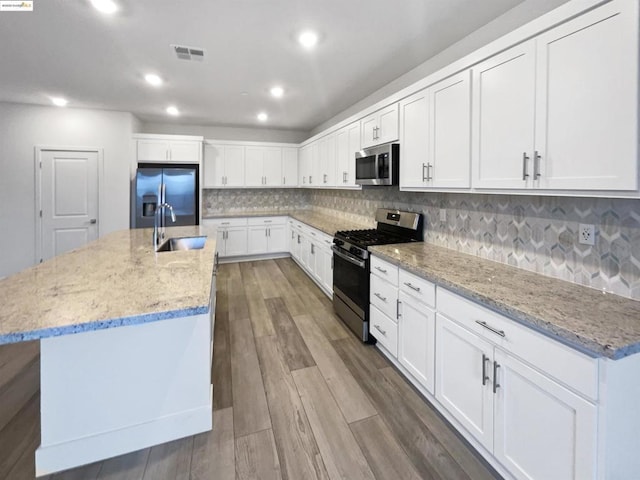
[
  {"left": 369, "top": 242, "right": 640, "bottom": 360},
  {"left": 205, "top": 209, "right": 373, "bottom": 236},
  {"left": 0, "top": 225, "right": 217, "bottom": 345}
]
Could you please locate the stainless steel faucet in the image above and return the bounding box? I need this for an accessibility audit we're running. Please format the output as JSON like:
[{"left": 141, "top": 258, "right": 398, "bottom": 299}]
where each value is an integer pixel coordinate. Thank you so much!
[{"left": 153, "top": 202, "right": 176, "bottom": 251}]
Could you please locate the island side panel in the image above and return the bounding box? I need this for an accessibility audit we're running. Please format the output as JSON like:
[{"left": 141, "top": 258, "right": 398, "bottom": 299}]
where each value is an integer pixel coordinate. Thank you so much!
[{"left": 35, "top": 311, "right": 212, "bottom": 477}]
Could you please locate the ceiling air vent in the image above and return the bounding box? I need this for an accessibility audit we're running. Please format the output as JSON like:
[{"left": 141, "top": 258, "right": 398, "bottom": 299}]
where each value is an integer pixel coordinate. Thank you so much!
[{"left": 171, "top": 44, "right": 205, "bottom": 61}]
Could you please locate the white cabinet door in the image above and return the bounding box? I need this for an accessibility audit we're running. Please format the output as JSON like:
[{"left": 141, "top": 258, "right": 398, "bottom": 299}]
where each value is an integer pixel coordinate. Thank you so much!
[
  {"left": 291, "top": 231, "right": 302, "bottom": 260},
  {"left": 318, "top": 133, "right": 337, "bottom": 187},
  {"left": 310, "top": 242, "right": 322, "bottom": 283},
  {"left": 399, "top": 88, "right": 428, "bottom": 189},
  {"left": 267, "top": 225, "right": 286, "bottom": 253},
  {"left": 224, "top": 146, "right": 245, "bottom": 187},
  {"left": 244, "top": 147, "right": 264, "bottom": 187},
  {"left": 436, "top": 314, "right": 494, "bottom": 451},
  {"left": 318, "top": 245, "right": 333, "bottom": 293},
  {"left": 335, "top": 121, "right": 360, "bottom": 187},
  {"left": 428, "top": 70, "right": 471, "bottom": 188},
  {"left": 398, "top": 292, "right": 435, "bottom": 394},
  {"left": 472, "top": 41, "right": 536, "bottom": 189},
  {"left": 361, "top": 104, "right": 399, "bottom": 149},
  {"left": 216, "top": 229, "right": 226, "bottom": 255},
  {"left": 225, "top": 227, "right": 248, "bottom": 256},
  {"left": 263, "top": 147, "right": 282, "bottom": 186},
  {"left": 247, "top": 226, "right": 268, "bottom": 254},
  {"left": 282, "top": 148, "right": 298, "bottom": 186},
  {"left": 137, "top": 140, "right": 170, "bottom": 162},
  {"left": 360, "top": 115, "right": 379, "bottom": 149},
  {"left": 168, "top": 141, "right": 200, "bottom": 163},
  {"left": 308, "top": 142, "right": 320, "bottom": 187},
  {"left": 299, "top": 145, "right": 310, "bottom": 186},
  {"left": 300, "top": 235, "right": 311, "bottom": 270},
  {"left": 534, "top": 1, "right": 638, "bottom": 191},
  {"left": 493, "top": 350, "right": 597, "bottom": 480},
  {"left": 203, "top": 144, "right": 223, "bottom": 187}
]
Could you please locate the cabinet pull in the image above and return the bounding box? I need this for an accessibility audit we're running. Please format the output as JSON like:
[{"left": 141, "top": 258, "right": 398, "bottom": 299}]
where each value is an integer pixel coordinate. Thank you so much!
[
  {"left": 297, "top": 235, "right": 301, "bottom": 244},
  {"left": 374, "top": 292, "right": 387, "bottom": 302},
  {"left": 533, "top": 150, "right": 541, "bottom": 179},
  {"left": 375, "top": 266, "right": 387, "bottom": 274},
  {"left": 323, "top": 174, "right": 327, "bottom": 184},
  {"left": 291, "top": 231, "right": 295, "bottom": 239},
  {"left": 493, "top": 361, "right": 501, "bottom": 394},
  {"left": 372, "top": 128, "right": 376, "bottom": 141},
  {"left": 221, "top": 222, "right": 230, "bottom": 225},
  {"left": 396, "top": 299, "right": 401, "bottom": 318},
  {"left": 522, "top": 152, "right": 530, "bottom": 180},
  {"left": 404, "top": 282, "right": 421, "bottom": 292},
  {"left": 268, "top": 228, "right": 271, "bottom": 237},
  {"left": 283, "top": 176, "right": 286, "bottom": 184},
  {"left": 311, "top": 244, "right": 315, "bottom": 254},
  {"left": 264, "top": 220, "right": 272, "bottom": 223},
  {"left": 309, "top": 175, "right": 313, "bottom": 184},
  {"left": 422, "top": 163, "right": 428, "bottom": 182},
  {"left": 373, "top": 324, "right": 386, "bottom": 336},
  {"left": 426, "top": 163, "right": 433, "bottom": 181},
  {"left": 475, "top": 320, "right": 505, "bottom": 338},
  {"left": 482, "top": 354, "right": 490, "bottom": 386}
]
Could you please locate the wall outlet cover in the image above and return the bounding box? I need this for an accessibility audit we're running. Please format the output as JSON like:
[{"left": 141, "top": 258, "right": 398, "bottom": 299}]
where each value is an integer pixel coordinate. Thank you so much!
[
  {"left": 439, "top": 209, "right": 447, "bottom": 222},
  {"left": 578, "top": 224, "right": 596, "bottom": 246}
]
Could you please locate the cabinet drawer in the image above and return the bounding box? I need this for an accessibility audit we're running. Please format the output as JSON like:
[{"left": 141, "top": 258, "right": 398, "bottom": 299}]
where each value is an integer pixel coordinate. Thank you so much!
[
  {"left": 370, "top": 255, "right": 398, "bottom": 286},
  {"left": 370, "top": 274, "right": 398, "bottom": 320},
  {"left": 437, "top": 288, "right": 598, "bottom": 400},
  {"left": 370, "top": 305, "right": 398, "bottom": 357},
  {"left": 247, "top": 216, "right": 287, "bottom": 226},
  {"left": 399, "top": 269, "right": 436, "bottom": 308},
  {"left": 203, "top": 217, "right": 248, "bottom": 227}
]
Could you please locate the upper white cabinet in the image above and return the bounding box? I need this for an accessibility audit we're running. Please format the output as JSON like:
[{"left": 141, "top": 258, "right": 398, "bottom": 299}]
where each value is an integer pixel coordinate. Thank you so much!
[
  {"left": 282, "top": 148, "right": 298, "bottom": 187},
  {"left": 135, "top": 135, "right": 202, "bottom": 164},
  {"left": 473, "top": 0, "right": 638, "bottom": 192},
  {"left": 400, "top": 70, "right": 471, "bottom": 190},
  {"left": 245, "top": 146, "right": 282, "bottom": 187},
  {"left": 335, "top": 121, "right": 360, "bottom": 188},
  {"left": 203, "top": 143, "right": 245, "bottom": 188},
  {"left": 316, "top": 133, "right": 337, "bottom": 187},
  {"left": 361, "top": 103, "right": 399, "bottom": 149}
]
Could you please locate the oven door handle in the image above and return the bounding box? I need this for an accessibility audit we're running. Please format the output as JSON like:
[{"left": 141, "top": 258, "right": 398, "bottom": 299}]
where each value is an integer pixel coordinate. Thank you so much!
[{"left": 331, "top": 246, "right": 366, "bottom": 269}]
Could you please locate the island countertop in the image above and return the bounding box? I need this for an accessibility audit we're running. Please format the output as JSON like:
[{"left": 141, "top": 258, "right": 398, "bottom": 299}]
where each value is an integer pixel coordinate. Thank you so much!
[
  {"left": 0, "top": 225, "right": 217, "bottom": 345},
  {"left": 369, "top": 242, "right": 640, "bottom": 360}
]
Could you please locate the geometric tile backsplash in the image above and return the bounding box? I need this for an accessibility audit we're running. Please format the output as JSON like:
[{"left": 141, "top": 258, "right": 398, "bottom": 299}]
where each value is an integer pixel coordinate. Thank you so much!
[{"left": 204, "top": 187, "right": 640, "bottom": 301}]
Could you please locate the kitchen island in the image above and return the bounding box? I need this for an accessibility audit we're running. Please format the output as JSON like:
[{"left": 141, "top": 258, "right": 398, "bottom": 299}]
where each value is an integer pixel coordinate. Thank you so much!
[{"left": 0, "top": 225, "right": 218, "bottom": 477}]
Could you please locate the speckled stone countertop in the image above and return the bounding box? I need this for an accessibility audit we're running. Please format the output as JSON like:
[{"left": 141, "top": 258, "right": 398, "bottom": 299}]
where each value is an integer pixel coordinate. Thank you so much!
[
  {"left": 370, "top": 243, "right": 640, "bottom": 360},
  {"left": 0, "top": 226, "right": 217, "bottom": 345},
  {"left": 205, "top": 210, "right": 372, "bottom": 236}
]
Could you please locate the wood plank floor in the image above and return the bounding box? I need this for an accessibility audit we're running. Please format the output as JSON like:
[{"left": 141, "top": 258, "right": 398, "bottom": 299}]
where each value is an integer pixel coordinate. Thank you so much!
[{"left": 0, "top": 258, "right": 501, "bottom": 479}]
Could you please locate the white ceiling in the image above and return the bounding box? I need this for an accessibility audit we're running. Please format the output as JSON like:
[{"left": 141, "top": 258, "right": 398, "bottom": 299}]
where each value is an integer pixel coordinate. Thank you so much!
[{"left": 0, "top": 0, "right": 527, "bottom": 131}]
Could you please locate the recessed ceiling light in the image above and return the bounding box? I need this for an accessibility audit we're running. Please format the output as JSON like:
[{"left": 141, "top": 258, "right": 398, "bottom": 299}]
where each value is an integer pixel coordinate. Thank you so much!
[
  {"left": 90, "top": 0, "right": 118, "bottom": 14},
  {"left": 166, "top": 106, "right": 180, "bottom": 116},
  {"left": 51, "top": 97, "right": 68, "bottom": 107},
  {"left": 144, "top": 74, "right": 163, "bottom": 87},
  {"left": 298, "top": 30, "right": 319, "bottom": 49},
  {"left": 270, "top": 86, "right": 284, "bottom": 98},
  {"left": 257, "top": 112, "right": 268, "bottom": 122},
  {"left": 240, "top": 91, "right": 249, "bottom": 96}
]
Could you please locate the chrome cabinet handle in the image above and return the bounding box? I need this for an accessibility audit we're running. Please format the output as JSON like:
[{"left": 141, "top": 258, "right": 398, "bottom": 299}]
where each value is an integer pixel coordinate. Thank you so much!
[
  {"left": 323, "top": 174, "right": 327, "bottom": 184},
  {"left": 311, "top": 244, "right": 315, "bottom": 254},
  {"left": 475, "top": 320, "right": 506, "bottom": 338},
  {"left": 522, "top": 152, "right": 530, "bottom": 180},
  {"left": 426, "top": 163, "right": 433, "bottom": 181},
  {"left": 396, "top": 299, "right": 401, "bottom": 318},
  {"left": 309, "top": 175, "right": 313, "bottom": 184},
  {"left": 482, "top": 354, "right": 490, "bottom": 386},
  {"left": 264, "top": 220, "right": 272, "bottom": 223},
  {"left": 533, "top": 150, "right": 541, "bottom": 179},
  {"left": 404, "top": 282, "right": 420, "bottom": 292},
  {"left": 493, "top": 361, "right": 501, "bottom": 394},
  {"left": 221, "top": 222, "right": 230, "bottom": 225},
  {"left": 374, "top": 292, "right": 387, "bottom": 302},
  {"left": 283, "top": 176, "right": 286, "bottom": 184},
  {"left": 373, "top": 324, "right": 386, "bottom": 336},
  {"left": 422, "top": 163, "right": 428, "bottom": 182},
  {"left": 375, "top": 266, "right": 387, "bottom": 274},
  {"left": 89, "top": 219, "right": 97, "bottom": 224},
  {"left": 297, "top": 235, "right": 301, "bottom": 244}
]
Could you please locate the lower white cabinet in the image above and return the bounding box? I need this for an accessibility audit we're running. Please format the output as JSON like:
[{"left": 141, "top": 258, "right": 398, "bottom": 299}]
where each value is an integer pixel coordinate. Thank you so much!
[
  {"left": 246, "top": 217, "right": 287, "bottom": 254},
  {"left": 289, "top": 221, "right": 333, "bottom": 296},
  {"left": 435, "top": 292, "right": 597, "bottom": 480},
  {"left": 203, "top": 218, "right": 248, "bottom": 257}
]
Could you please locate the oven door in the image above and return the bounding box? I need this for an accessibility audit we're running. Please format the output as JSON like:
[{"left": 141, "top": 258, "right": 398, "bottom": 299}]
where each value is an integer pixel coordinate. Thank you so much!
[{"left": 332, "top": 246, "right": 370, "bottom": 341}]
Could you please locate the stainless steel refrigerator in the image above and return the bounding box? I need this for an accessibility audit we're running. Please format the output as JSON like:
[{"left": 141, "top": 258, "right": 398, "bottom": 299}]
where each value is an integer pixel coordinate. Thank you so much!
[{"left": 134, "top": 164, "right": 199, "bottom": 228}]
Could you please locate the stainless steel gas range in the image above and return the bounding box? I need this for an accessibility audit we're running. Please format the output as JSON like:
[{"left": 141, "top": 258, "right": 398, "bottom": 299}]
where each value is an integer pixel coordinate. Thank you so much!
[{"left": 332, "top": 208, "right": 423, "bottom": 342}]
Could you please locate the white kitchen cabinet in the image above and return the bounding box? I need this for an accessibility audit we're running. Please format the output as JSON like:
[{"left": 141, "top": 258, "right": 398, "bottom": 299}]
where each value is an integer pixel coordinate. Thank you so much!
[
  {"left": 316, "top": 133, "right": 337, "bottom": 187},
  {"left": 472, "top": 41, "right": 536, "bottom": 189},
  {"left": 299, "top": 144, "right": 312, "bottom": 187},
  {"left": 203, "top": 143, "right": 245, "bottom": 188},
  {"left": 400, "top": 71, "right": 471, "bottom": 190},
  {"left": 282, "top": 148, "right": 298, "bottom": 187},
  {"left": 136, "top": 135, "right": 202, "bottom": 164},
  {"left": 361, "top": 103, "right": 399, "bottom": 149},
  {"left": 436, "top": 288, "right": 598, "bottom": 479},
  {"left": 247, "top": 217, "right": 287, "bottom": 254},
  {"left": 398, "top": 291, "right": 435, "bottom": 394},
  {"left": 335, "top": 121, "right": 360, "bottom": 188},
  {"left": 472, "top": 0, "right": 638, "bottom": 192},
  {"left": 202, "top": 218, "right": 248, "bottom": 257},
  {"left": 245, "top": 146, "right": 283, "bottom": 187}
]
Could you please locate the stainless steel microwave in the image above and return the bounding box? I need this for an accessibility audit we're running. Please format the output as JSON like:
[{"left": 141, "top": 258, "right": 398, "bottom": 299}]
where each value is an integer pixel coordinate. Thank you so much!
[{"left": 355, "top": 143, "right": 399, "bottom": 186}]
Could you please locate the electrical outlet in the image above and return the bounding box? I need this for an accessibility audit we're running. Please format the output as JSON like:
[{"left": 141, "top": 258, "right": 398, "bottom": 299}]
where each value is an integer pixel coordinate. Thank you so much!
[
  {"left": 439, "top": 209, "right": 446, "bottom": 222},
  {"left": 578, "top": 224, "right": 596, "bottom": 246}
]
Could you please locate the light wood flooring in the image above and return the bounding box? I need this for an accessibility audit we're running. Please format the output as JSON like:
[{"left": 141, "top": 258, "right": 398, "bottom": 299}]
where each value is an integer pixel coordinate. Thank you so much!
[{"left": 0, "top": 258, "right": 500, "bottom": 480}]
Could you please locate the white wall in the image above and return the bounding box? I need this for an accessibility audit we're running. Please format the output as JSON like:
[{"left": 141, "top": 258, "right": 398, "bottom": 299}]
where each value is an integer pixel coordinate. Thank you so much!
[
  {"left": 140, "top": 122, "right": 308, "bottom": 144},
  {"left": 0, "top": 102, "right": 136, "bottom": 278},
  {"left": 310, "top": 0, "right": 571, "bottom": 135}
]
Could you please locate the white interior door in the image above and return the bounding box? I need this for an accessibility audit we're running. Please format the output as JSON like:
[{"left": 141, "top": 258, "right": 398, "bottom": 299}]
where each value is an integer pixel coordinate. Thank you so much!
[{"left": 39, "top": 150, "right": 99, "bottom": 262}]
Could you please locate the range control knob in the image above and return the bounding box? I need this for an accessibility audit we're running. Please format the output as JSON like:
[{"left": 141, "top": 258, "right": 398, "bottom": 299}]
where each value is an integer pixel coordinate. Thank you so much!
[{"left": 334, "top": 239, "right": 344, "bottom": 247}]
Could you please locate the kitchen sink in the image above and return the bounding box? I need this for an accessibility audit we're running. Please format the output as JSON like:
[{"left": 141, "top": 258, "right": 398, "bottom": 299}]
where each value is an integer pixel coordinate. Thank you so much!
[{"left": 156, "top": 236, "right": 206, "bottom": 252}]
